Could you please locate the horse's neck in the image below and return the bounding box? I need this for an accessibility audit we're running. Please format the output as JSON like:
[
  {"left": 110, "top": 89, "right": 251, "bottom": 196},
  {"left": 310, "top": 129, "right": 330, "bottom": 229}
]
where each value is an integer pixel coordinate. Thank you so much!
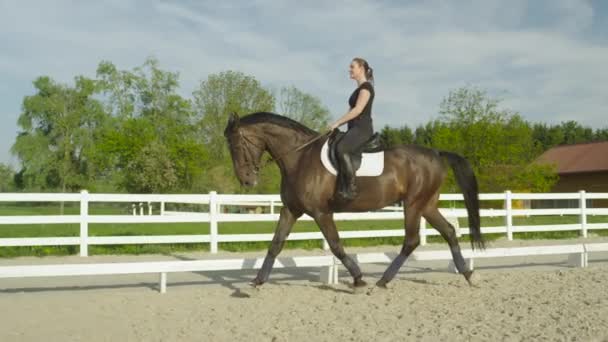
[{"left": 254, "top": 124, "right": 314, "bottom": 173}]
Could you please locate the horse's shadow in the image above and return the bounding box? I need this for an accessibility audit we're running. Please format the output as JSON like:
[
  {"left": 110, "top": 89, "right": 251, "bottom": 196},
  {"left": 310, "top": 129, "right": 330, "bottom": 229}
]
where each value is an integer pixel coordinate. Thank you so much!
[{"left": 167, "top": 253, "right": 322, "bottom": 297}]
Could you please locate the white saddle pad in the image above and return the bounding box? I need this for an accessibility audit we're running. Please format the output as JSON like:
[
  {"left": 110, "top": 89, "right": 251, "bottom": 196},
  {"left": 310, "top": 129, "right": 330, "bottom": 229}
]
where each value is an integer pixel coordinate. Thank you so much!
[{"left": 320, "top": 141, "right": 384, "bottom": 177}]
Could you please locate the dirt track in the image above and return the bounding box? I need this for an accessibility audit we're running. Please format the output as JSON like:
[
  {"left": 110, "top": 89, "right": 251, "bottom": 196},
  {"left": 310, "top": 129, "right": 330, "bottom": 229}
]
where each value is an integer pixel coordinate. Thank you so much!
[{"left": 1, "top": 240, "right": 608, "bottom": 341}]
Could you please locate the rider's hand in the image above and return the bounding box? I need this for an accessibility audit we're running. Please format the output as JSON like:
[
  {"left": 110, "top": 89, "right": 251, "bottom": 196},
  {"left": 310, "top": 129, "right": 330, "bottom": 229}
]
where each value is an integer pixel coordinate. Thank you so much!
[{"left": 327, "top": 122, "right": 340, "bottom": 132}]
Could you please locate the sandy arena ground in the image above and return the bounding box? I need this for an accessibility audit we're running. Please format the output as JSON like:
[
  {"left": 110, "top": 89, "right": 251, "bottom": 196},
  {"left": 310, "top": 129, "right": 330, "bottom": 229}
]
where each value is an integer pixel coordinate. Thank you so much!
[{"left": 1, "top": 238, "right": 608, "bottom": 341}]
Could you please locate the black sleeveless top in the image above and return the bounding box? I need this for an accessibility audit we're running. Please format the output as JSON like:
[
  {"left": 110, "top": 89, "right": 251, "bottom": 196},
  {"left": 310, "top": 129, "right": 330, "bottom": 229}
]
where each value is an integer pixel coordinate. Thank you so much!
[{"left": 347, "top": 81, "right": 374, "bottom": 130}]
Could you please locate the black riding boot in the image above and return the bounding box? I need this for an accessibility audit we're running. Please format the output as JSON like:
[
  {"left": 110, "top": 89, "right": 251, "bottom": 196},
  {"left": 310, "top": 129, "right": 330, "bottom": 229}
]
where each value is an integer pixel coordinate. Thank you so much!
[{"left": 336, "top": 152, "right": 358, "bottom": 201}]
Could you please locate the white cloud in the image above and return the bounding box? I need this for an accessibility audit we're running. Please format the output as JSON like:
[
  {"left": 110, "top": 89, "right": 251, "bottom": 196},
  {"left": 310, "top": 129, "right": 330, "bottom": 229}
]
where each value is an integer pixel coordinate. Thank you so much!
[{"left": 1, "top": 0, "right": 607, "bottom": 166}]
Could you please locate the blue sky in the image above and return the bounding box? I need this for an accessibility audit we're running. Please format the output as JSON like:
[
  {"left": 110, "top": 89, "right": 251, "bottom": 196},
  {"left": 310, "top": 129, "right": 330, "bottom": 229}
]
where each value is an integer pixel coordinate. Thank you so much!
[{"left": 1, "top": 0, "right": 607, "bottom": 167}]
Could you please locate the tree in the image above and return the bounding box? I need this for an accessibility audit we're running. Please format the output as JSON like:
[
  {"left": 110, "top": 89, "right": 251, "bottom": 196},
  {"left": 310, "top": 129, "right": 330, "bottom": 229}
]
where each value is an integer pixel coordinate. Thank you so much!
[
  {"left": 432, "top": 86, "right": 556, "bottom": 192},
  {"left": 0, "top": 163, "right": 15, "bottom": 192},
  {"left": 96, "top": 58, "right": 205, "bottom": 193},
  {"left": 192, "top": 71, "right": 275, "bottom": 193},
  {"left": 398, "top": 126, "right": 414, "bottom": 145},
  {"left": 532, "top": 123, "right": 565, "bottom": 151},
  {"left": 594, "top": 128, "right": 608, "bottom": 141},
  {"left": 124, "top": 141, "right": 178, "bottom": 193},
  {"left": 380, "top": 125, "right": 415, "bottom": 147},
  {"left": 192, "top": 70, "right": 275, "bottom": 161},
  {"left": 12, "top": 76, "right": 106, "bottom": 193},
  {"left": 413, "top": 121, "right": 443, "bottom": 147},
  {"left": 560, "top": 121, "right": 593, "bottom": 145},
  {"left": 380, "top": 125, "right": 402, "bottom": 147},
  {"left": 276, "top": 85, "right": 330, "bottom": 131}
]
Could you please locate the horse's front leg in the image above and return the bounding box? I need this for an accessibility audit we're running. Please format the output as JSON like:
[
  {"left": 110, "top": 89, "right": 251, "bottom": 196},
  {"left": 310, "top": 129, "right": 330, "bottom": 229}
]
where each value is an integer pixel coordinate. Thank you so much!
[
  {"left": 251, "top": 206, "right": 301, "bottom": 287},
  {"left": 314, "top": 212, "right": 366, "bottom": 287}
]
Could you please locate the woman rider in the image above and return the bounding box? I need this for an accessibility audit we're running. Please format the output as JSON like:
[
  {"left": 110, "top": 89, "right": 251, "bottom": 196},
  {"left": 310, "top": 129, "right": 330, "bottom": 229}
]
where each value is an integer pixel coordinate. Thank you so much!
[{"left": 327, "top": 57, "right": 375, "bottom": 201}]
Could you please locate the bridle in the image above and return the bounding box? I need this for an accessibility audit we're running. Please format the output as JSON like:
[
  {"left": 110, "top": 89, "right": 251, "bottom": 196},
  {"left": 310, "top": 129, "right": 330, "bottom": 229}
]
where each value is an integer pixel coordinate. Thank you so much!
[{"left": 234, "top": 129, "right": 331, "bottom": 172}]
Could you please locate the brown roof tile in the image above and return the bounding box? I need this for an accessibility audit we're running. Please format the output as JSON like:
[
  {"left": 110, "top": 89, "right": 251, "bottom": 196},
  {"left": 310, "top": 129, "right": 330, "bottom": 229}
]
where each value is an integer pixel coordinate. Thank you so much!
[{"left": 535, "top": 141, "right": 608, "bottom": 174}]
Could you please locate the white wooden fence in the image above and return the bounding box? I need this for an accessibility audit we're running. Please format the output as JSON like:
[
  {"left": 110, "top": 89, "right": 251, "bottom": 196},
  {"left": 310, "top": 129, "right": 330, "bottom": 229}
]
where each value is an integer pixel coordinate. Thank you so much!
[
  {"left": 1, "top": 191, "right": 607, "bottom": 257},
  {"left": 1, "top": 191, "right": 608, "bottom": 292},
  {"left": 1, "top": 243, "right": 607, "bottom": 292}
]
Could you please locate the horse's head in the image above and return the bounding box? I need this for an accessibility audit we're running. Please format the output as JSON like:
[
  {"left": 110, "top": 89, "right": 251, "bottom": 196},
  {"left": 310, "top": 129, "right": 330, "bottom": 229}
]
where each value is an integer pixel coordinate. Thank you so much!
[{"left": 224, "top": 112, "right": 266, "bottom": 187}]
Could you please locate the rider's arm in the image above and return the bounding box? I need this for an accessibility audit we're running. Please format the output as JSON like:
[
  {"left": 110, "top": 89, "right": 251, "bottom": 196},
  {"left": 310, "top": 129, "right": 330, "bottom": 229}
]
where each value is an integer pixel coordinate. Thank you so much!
[{"left": 329, "top": 89, "right": 371, "bottom": 130}]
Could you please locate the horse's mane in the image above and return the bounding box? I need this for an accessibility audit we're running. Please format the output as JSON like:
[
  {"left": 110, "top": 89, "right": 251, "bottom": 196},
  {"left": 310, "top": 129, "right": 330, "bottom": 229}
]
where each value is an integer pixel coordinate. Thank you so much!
[{"left": 240, "top": 112, "right": 318, "bottom": 136}]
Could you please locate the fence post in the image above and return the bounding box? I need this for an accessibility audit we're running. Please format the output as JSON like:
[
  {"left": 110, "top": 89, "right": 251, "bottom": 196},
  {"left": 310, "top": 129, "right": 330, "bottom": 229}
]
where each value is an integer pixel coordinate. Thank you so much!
[
  {"left": 139, "top": 203, "right": 144, "bottom": 216},
  {"left": 209, "top": 191, "right": 219, "bottom": 254},
  {"left": 148, "top": 202, "right": 153, "bottom": 216},
  {"left": 322, "top": 238, "right": 330, "bottom": 251},
  {"left": 580, "top": 190, "right": 587, "bottom": 238},
  {"left": 270, "top": 199, "right": 275, "bottom": 214},
  {"left": 159, "top": 272, "right": 167, "bottom": 294},
  {"left": 505, "top": 190, "right": 513, "bottom": 241},
  {"left": 420, "top": 217, "right": 427, "bottom": 245},
  {"left": 160, "top": 201, "right": 165, "bottom": 216},
  {"left": 80, "top": 190, "right": 89, "bottom": 257}
]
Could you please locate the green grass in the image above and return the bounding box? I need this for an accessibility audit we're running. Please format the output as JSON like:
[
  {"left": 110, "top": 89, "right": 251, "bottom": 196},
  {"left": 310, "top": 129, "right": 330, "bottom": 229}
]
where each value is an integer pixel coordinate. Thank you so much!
[{"left": 1, "top": 203, "right": 607, "bottom": 257}]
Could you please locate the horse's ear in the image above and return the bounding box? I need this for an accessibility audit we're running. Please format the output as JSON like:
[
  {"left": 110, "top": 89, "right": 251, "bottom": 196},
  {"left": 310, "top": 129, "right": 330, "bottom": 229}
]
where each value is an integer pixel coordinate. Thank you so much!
[
  {"left": 225, "top": 112, "right": 240, "bottom": 136},
  {"left": 228, "top": 112, "right": 240, "bottom": 128}
]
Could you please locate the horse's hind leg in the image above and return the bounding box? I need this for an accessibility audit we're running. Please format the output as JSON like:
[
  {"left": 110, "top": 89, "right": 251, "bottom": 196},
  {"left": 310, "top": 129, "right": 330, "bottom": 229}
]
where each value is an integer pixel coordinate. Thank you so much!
[
  {"left": 314, "top": 213, "right": 366, "bottom": 287},
  {"left": 376, "top": 206, "right": 422, "bottom": 288},
  {"left": 423, "top": 208, "right": 475, "bottom": 285}
]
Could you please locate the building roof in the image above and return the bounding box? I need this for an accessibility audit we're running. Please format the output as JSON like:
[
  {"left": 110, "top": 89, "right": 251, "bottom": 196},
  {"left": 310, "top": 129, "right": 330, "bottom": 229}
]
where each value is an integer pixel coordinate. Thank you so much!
[{"left": 535, "top": 141, "right": 608, "bottom": 174}]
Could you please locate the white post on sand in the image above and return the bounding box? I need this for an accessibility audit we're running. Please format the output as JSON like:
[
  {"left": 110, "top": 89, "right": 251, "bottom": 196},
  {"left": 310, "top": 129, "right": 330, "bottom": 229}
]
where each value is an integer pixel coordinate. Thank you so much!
[
  {"left": 420, "top": 217, "right": 427, "bottom": 246},
  {"left": 448, "top": 258, "right": 474, "bottom": 273},
  {"left": 567, "top": 252, "right": 587, "bottom": 268},
  {"left": 159, "top": 273, "right": 167, "bottom": 293},
  {"left": 448, "top": 216, "right": 461, "bottom": 238},
  {"left": 209, "top": 191, "right": 219, "bottom": 254},
  {"left": 322, "top": 238, "right": 330, "bottom": 251},
  {"left": 80, "top": 190, "right": 89, "bottom": 257},
  {"left": 580, "top": 190, "right": 588, "bottom": 238},
  {"left": 319, "top": 257, "right": 339, "bottom": 285},
  {"left": 505, "top": 190, "right": 513, "bottom": 241}
]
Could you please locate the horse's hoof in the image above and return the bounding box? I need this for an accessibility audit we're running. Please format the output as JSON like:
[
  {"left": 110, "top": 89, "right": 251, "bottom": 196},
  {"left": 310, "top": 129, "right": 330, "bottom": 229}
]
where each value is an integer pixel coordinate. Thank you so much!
[
  {"left": 375, "top": 279, "right": 389, "bottom": 289},
  {"left": 464, "top": 271, "right": 480, "bottom": 287},
  {"left": 353, "top": 278, "right": 367, "bottom": 288},
  {"left": 249, "top": 278, "right": 263, "bottom": 288},
  {"left": 367, "top": 280, "right": 389, "bottom": 295}
]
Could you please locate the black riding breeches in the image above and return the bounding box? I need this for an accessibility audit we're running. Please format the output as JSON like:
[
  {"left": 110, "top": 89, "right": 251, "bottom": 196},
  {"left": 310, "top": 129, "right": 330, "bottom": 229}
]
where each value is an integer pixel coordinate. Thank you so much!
[{"left": 336, "top": 124, "right": 373, "bottom": 155}]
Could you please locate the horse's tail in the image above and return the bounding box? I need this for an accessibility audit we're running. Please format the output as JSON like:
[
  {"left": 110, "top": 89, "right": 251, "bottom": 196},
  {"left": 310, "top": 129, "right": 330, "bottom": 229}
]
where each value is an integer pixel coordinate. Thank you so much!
[{"left": 439, "top": 151, "right": 485, "bottom": 250}]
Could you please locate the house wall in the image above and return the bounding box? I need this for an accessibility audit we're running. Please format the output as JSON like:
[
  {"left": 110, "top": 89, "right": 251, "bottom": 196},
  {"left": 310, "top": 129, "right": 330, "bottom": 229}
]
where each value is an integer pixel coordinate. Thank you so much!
[
  {"left": 554, "top": 171, "right": 608, "bottom": 207},
  {"left": 553, "top": 171, "right": 608, "bottom": 192}
]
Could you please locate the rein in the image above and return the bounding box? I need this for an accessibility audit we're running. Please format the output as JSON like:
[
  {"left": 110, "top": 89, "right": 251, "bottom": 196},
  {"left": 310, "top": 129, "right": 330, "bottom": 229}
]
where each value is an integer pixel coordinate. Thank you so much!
[{"left": 238, "top": 130, "right": 331, "bottom": 170}]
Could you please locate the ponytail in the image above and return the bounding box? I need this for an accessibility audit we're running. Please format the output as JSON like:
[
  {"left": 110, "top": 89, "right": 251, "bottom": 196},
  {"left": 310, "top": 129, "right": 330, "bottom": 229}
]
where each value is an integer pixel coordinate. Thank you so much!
[
  {"left": 353, "top": 57, "right": 374, "bottom": 84},
  {"left": 366, "top": 67, "right": 374, "bottom": 84}
]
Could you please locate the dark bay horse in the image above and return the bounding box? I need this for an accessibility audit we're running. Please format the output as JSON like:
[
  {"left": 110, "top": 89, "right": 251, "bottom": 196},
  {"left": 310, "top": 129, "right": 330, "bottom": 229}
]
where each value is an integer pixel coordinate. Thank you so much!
[{"left": 224, "top": 112, "right": 484, "bottom": 288}]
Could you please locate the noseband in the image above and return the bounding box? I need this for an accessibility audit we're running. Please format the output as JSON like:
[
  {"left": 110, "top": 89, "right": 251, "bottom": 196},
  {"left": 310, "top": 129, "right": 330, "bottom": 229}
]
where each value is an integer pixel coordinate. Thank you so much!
[{"left": 237, "top": 131, "right": 264, "bottom": 174}]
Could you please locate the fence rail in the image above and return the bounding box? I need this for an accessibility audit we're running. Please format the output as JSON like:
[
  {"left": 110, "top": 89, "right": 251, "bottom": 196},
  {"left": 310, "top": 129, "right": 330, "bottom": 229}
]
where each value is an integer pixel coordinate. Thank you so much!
[
  {"left": 2, "top": 242, "right": 607, "bottom": 293},
  {"left": 0, "top": 191, "right": 607, "bottom": 256}
]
